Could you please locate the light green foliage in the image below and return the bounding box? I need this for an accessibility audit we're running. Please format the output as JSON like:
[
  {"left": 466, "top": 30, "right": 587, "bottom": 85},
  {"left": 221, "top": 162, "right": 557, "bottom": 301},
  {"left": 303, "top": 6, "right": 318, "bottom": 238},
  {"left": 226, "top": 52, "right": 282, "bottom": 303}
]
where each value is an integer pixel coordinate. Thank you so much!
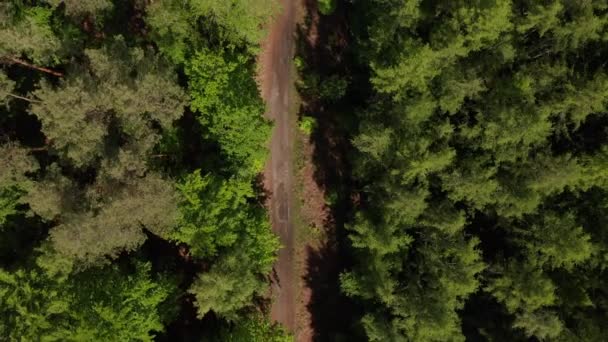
[
  {"left": 0, "top": 5, "right": 61, "bottom": 65},
  {"left": 358, "top": 314, "right": 407, "bottom": 342},
  {"left": 381, "top": 183, "right": 429, "bottom": 226},
  {"left": 145, "top": 0, "right": 277, "bottom": 63},
  {"left": 351, "top": 123, "right": 392, "bottom": 164},
  {"left": 394, "top": 234, "right": 484, "bottom": 341},
  {"left": 401, "top": 144, "right": 455, "bottom": 183},
  {"left": 419, "top": 199, "right": 466, "bottom": 234},
  {"left": 0, "top": 188, "right": 21, "bottom": 226},
  {"left": 0, "top": 263, "right": 72, "bottom": 339},
  {"left": 437, "top": 67, "right": 485, "bottom": 115},
  {"left": 513, "top": 310, "right": 563, "bottom": 340},
  {"left": 190, "top": 0, "right": 277, "bottom": 50},
  {"left": 186, "top": 48, "right": 270, "bottom": 173},
  {"left": 174, "top": 171, "right": 255, "bottom": 258},
  {"left": 190, "top": 246, "right": 267, "bottom": 320},
  {"left": 66, "top": 262, "right": 174, "bottom": 341},
  {"left": 487, "top": 262, "right": 562, "bottom": 337},
  {"left": 516, "top": 212, "right": 594, "bottom": 270},
  {"left": 347, "top": 212, "right": 412, "bottom": 258},
  {"left": 548, "top": 2, "right": 608, "bottom": 50},
  {"left": 0, "top": 257, "right": 174, "bottom": 341},
  {"left": 294, "top": 56, "right": 304, "bottom": 71},
  {"left": 216, "top": 314, "right": 293, "bottom": 342},
  {"left": 343, "top": 228, "right": 484, "bottom": 341},
  {"left": 516, "top": 1, "right": 563, "bottom": 36},
  {"left": 318, "top": 0, "right": 337, "bottom": 15},
  {"left": 371, "top": 0, "right": 512, "bottom": 96},
  {"left": 440, "top": 155, "right": 499, "bottom": 210},
  {"left": 184, "top": 172, "right": 279, "bottom": 319},
  {"left": 174, "top": 169, "right": 279, "bottom": 319},
  {"left": 298, "top": 116, "right": 316, "bottom": 135},
  {"left": 488, "top": 263, "right": 557, "bottom": 313},
  {"left": 189, "top": 223, "right": 279, "bottom": 320},
  {"left": 480, "top": 208, "right": 598, "bottom": 338}
]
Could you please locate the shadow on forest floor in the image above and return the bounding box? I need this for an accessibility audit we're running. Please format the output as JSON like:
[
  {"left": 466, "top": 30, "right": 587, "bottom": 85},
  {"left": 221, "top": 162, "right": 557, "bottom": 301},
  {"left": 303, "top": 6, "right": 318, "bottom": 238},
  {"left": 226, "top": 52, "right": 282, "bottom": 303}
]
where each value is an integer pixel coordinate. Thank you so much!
[{"left": 295, "top": 0, "right": 366, "bottom": 340}]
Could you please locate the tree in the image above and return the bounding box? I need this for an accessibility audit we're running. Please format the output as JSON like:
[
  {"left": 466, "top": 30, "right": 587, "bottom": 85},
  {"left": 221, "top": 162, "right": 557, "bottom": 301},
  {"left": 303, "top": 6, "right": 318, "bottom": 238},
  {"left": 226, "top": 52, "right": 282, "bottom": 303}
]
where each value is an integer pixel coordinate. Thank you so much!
[
  {"left": 486, "top": 261, "right": 562, "bottom": 338},
  {"left": 144, "top": 0, "right": 199, "bottom": 64},
  {"left": 215, "top": 314, "right": 292, "bottom": 342},
  {"left": 189, "top": 229, "right": 278, "bottom": 320},
  {"left": 0, "top": 144, "right": 38, "bottom": 225},
  {"left": 145, "top": 0, "right": 277, "bottom": 63},
  {"left": 0, "top": 255, "right": 175, "bottom": 341},
  {"left": 0, "top": 70, "right": 15, "bottom": 104},
  {"left": 183, "top": 170, "right": 279, "bottom": 319},
  {"left": 0, "top": 4, "right": 61, "bottom": 65},
  {"left": 342, "top": 216, "right": 484, "bottom": 341},
  {"left": 343, "top": 0, "right": 608, "bottom": 340},
  {"left": 0, "top": 1, "right": 282, "bottom": 340},
  {"left": 189, "top": 246, "right": 268, "bottom": 321},
  {"left": 318, "top": 0, "right": 337, "bottom": 15},
  {"left": 370, "top": 0, "right": 512, "bottom": 97},
  {"left": 512, "top": 309, "right": 563, "bottom": 340},
  {"left": 39, "top": 172, "right": 178, "bottom": 267},
  {"left": 30, "top": 36, "right": 186, "bottom": 167},
  {"left": 514, "top": 212, "right": 594, "bottom": 270},
  {"left": 174, "top": 170, "right": 256, "bottom": 258},
  {"left": 45, "top": 0, "right": 113, "bottom": 18},
  {"left": 189, "top": 0, "right": 277, "bottom": 50},
  {"left": 18, "top": 37, "right": 186, "bottom": 267},
  {"left": 186, "top": 48, "right": 270, "bottom": 174}
]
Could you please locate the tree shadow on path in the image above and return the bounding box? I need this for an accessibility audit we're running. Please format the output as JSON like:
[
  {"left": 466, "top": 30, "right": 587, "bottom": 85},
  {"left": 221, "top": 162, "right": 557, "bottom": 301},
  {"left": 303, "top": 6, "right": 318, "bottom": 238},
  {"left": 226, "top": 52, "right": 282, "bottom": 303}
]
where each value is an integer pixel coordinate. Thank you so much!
[{"left": 296, "top": 0, "right": 368, "bottom": 340}]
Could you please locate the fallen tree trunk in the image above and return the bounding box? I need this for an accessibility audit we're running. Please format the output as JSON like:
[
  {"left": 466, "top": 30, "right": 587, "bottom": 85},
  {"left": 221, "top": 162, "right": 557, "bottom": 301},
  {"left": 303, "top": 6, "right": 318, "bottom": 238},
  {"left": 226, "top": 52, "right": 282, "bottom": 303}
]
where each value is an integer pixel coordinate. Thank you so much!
[{"left": 1, "top": 57, "right": 63, "bottom": 77}]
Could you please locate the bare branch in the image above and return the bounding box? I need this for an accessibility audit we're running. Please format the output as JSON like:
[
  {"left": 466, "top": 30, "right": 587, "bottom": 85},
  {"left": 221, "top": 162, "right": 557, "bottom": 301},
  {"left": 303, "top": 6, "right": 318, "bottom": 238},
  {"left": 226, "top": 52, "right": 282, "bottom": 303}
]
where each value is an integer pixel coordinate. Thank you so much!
[{"left": 7, "top": 93, "right": 40, "bottom": 103}]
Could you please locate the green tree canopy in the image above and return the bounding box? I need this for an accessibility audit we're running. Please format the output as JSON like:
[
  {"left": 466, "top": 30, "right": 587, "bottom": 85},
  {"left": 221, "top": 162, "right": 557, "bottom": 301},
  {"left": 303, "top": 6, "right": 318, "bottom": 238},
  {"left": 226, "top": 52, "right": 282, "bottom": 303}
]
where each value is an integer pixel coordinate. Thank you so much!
[
  {"left": 30, "top": 36, "right": 186, "bottom": 167},
  {"left": 0, "top": 4, "right": 61, "bottom": 65},
  {"left": 343, "top": 0, "right": 608, "bottom": 340},
  {"left": 145, "top": 0, "right": 277, "bottom": 63},
  {"left": 186, "top": 48, "right": 270, "bottom": 174},
  {"left": 0, "top": 255, "right": 175, "bottom": 341}
]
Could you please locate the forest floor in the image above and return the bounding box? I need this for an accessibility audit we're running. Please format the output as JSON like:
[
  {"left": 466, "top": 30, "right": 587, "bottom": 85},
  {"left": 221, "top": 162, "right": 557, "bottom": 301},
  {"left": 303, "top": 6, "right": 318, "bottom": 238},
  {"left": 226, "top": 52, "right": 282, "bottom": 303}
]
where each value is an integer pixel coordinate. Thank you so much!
[
  {"left": 258, "top": 0, "right": 299, "bottom": 334},
  {"left": 292, "top": 1, "right": 361, "bottom": 341}
]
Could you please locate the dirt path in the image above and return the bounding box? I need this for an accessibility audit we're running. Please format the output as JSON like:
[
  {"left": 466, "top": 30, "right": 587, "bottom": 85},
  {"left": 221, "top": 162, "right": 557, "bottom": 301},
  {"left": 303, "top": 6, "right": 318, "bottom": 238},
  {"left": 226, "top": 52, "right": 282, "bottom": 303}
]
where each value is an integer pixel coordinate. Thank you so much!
[{"left": 258, "top": 0, "right": 298, "bottom": 333}]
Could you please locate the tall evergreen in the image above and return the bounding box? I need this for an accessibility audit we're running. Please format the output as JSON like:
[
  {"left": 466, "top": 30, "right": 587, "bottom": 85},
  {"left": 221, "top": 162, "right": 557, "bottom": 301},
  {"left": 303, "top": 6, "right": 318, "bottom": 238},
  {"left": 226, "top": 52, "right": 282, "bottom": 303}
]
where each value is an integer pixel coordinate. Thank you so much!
[{"left": 344, "top": 0, "right": 608, "bottom": 340}]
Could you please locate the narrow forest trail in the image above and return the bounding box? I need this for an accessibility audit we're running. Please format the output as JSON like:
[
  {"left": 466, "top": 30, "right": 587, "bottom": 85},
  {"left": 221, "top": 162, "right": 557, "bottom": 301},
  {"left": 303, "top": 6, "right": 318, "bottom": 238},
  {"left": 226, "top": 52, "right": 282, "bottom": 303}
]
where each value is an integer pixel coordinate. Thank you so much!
[{"left": 258, "top": 0, "right": 298, "bottom": 334}]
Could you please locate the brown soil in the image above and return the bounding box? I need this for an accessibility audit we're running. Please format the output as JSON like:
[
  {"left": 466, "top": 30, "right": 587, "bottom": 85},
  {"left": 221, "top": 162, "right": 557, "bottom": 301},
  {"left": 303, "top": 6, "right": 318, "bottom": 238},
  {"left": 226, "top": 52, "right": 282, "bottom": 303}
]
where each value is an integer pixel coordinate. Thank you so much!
[
  {"left": 293, "top": 131, "right": 331, "bottom": 342},
  {"left": 258, "top": 1, "right": 357, "bottom": 340},
  {"left": 257, "top": 0, "right": 299, "bottom": 334},
  {"left": 298, "top": 136, "right": 330, "bottom": 231}
]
